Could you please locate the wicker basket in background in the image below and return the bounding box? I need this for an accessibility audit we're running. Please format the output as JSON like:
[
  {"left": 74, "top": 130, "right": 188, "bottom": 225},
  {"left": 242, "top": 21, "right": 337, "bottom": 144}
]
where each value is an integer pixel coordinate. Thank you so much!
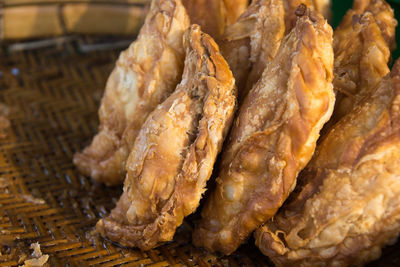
[{"left": 0, "top": 0, "right": 400, "bottom": 266}]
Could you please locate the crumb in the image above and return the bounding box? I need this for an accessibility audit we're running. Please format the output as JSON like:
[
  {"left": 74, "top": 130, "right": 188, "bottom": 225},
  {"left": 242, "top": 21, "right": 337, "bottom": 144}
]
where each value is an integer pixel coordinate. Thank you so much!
[
  {"left": 20, "top": 195, "right": 45, "bottom": 205},
  {"left": 20, "top": 242, "right": 49, "bottom": 267},
  {"left": 0, "top": 103, "right": 10, "bottom": 116},
  {"left": 0, "top": 103, "right": 10, "bottom": 138},
  {"left": 0, "top": 177, "right": 11, "bottom": 188},
  {"left": 30, "top": 243, "right": 41, "bottom": 258}
]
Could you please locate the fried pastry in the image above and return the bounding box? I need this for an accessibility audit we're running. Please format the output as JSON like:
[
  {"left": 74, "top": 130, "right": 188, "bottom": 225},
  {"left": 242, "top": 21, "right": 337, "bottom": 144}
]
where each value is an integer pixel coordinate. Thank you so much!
[
  {"left": 283, "top": 0, "right": 331, "bottom": 34},
  {"left": 73, "top": 0, "right": 190, "bottom": 185},
  {"left": 331, "top": 0, "right": 396, "bottom": 126},
  {"left": 182, "top": 0, "right": 248, "bottom": 39},
  {"left": 219, "top": 0, "right": 285, "bottom": 102},
  {"left": 192, "top": 7, "right": 334, "bottom": 255},
  {"left": 96, "top": 24, "right": 236, "bottom": 250},
  {"left": 255, "top": 59, "right": 400, "bottom": 267}
]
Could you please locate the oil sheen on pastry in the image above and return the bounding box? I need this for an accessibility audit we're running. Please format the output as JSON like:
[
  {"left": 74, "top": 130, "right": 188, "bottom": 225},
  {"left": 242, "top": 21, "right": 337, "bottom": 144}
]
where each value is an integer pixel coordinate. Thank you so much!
[
  {"left": 192, "top": 6, "right": 334, "bottom": 255},
  {"left": 96, "top": 24, "right": 236, "bottom": 250},
  {"left": 255, "top": 59, "right": 400, "bottom": 267},
  {"left": 73, "top": 0, "right": 190, "bottom": 185},
  {"left": 219, "top": 0, "right": 285, "bottom": 102}
]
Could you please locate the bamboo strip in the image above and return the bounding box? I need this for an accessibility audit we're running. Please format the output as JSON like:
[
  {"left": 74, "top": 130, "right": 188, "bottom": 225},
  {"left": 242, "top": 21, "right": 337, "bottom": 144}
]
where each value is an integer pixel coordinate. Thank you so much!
[
  {"left": 4, "top": 5, "right": 63, "bottom": 39},
  {"left": 3, "top": 0, "right": 149, "bottom": 7},
  {"left": 63, "top": 4, "right": 145, "bottom": 35},
  {"left": 1, "top": 2, "right": 147, "bottom": 40}
]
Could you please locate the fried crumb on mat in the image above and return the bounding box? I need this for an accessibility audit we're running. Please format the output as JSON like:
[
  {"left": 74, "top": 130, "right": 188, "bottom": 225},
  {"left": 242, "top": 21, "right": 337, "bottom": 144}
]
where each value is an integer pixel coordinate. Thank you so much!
[
  {"left": 20, "top": 194, "right": 45, "bottom": 205},
  {"left": 0, "top": 103, "right": 10, "bottom": 138},
  {"left": 20, "top": 242, "right": 49, "bottom": 267},
  {"left": 0, "top": 177, "right": 11, "bottom": 188}
]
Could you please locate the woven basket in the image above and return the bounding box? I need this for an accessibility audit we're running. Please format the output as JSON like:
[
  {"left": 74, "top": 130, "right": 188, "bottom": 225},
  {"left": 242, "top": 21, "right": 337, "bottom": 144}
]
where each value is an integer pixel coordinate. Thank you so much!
[{"left": 0, "top": 2, "right": 400, "bottom": 267}]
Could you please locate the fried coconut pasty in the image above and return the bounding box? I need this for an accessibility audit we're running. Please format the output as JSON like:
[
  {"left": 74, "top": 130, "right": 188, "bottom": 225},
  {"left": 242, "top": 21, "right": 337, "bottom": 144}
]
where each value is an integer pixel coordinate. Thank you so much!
[
  {"left": 73, "top": 0, "right": 190, "bottom": 185},
  {"left": 219, "top": 0, "right": 285, "bottom": 102},
  {"left": 96, "top": 25, "right": 236, "bottom": 250},
  {"left": 192, "top": 6, "right": 334, "bottom": 255},
  {"left": 330, "top": 0, "right": 396, "bottom": 126},
  {"left": 255, "top": 59, "right": 400, "bottom": 267},
  {"left": 182, "top": 0, "right": 248, "bottom": 39}
]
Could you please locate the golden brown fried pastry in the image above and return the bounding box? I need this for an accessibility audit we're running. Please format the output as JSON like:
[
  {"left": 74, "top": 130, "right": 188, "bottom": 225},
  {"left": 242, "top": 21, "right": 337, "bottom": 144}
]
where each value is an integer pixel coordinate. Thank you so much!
[
  {"left": 219, "top": 0, "right": 285, "bottom": 102},
  {"left": 73, "top": 0, "right": 190, "bottom": 185},
  {"left": 192, "top": 7, "right": 334, "bottom": 255},
  {"left": 283, "top": 0, "right": 331, "bottom": 33},
  {"left": 255, "top": 59, "right": 400, "bottom": 267},
  {"left": 182, "top": 0, "right": 248, "bottom": 39},
  {"left": 96, "top": 24, "right": 236, "bottom": 250},
  {"left": 331, "top": 0, "right": 396, "bottom": 125}
]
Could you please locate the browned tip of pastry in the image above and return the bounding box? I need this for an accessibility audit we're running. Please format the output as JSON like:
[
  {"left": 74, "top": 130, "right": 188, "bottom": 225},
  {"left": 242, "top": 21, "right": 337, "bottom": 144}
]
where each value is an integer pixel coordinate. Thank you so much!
[
  {"left": 295, "top": 3, "right": 307, "bottom": 17},
  {"left": 185, "top": 24, "right": 234, "bottom": 86},
  {"left": 295, "top": 4, "right": 321, "bottom": 23},
  {"left": 351, "top": 13, "right": 361, "bottom": 26},
  {"left": 358, "top": 11, "right": 373, "bottom": 25},
  {"left": 294, "top": 4, "right": 327, "bottom": 27}
]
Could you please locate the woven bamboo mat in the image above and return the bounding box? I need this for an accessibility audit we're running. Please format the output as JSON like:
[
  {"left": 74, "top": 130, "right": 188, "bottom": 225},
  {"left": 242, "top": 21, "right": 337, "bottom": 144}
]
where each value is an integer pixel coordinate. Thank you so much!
[{"left": 0, "top": 39, "right": 399, "bottom": 267}]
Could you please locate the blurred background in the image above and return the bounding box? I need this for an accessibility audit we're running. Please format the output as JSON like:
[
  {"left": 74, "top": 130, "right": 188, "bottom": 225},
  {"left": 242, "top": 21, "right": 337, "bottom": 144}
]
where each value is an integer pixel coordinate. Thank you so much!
[
  {"left": 0, "top": 0, "right": 399, "bottom": 56},
  {"left": 0, "top": 0, "right": 149, "bottom": 52}
]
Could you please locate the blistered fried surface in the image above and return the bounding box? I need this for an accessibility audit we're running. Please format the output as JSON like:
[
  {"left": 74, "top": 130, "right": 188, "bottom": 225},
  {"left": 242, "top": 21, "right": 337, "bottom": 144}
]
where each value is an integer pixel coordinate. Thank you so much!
[
  {"left": 182, "top": 0, "right": 248, "bottom": 39},
  {"left": 73, "top": 0, "right": 190, "bottom": 185},
  {"left": 96, "top": 25, "right": 236, "bottom": 250},
  {"left": 192, "top": 8, "right": 334, "bottom": 255},
  {"left": 331, "top": 0, "right": 396, "bottom": 126},
  {"left": 255, "top": 60, "right": 400, "bottom": 267},
  {"left": 219, "top": 0, "right": 285, "bottom": 102}
]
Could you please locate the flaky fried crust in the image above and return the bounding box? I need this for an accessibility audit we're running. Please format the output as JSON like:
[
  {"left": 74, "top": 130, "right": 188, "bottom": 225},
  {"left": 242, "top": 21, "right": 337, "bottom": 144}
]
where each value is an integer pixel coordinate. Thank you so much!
[
  {"left": 181, "top": 0, "right": 248, "bottom": 39},
  {"left": 73, "top": 0, "right": 190, "bottom": 185},
  {"left": 96, "top": 25, "right": 236, "bottom": 250},
  {"left": 255, "top": 60, "right": 400, "bottom": 267},
  {"left": 283, "top": 0, "right": 331, "bottom": 34},
  {"left": 192, "top": 8, "right": 334, "bottom": 255},
  {"left": 219, "top": 0, "right": 285, "bottom": 102},
  {"left": 330, "top": 0, "right": 396, "bottom": 126}
]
